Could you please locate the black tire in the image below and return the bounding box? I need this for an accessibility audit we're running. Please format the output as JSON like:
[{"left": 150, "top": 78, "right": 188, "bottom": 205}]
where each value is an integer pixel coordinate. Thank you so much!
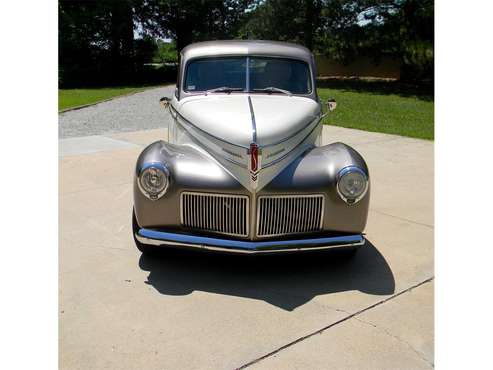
[{"left": 132, "top": 209, "right": 160, "bottom": 256}]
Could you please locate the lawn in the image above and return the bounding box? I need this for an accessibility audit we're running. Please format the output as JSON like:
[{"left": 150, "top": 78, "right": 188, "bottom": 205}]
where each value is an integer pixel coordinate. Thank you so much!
[
  {"left": 58, "top": 87, "right": 150, "bottom": 111},
  {"left": 317, "top": 80, "right": 434, "bottom": 140},
  {"left": 59, "top": 80, "right": 434, "bottom": 140}
]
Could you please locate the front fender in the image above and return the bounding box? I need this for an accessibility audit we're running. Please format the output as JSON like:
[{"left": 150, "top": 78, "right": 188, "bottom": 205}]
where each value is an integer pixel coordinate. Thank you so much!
[
  {"left": 134, "top": 141, "right": 370, "bottom": 235},
  {"left": 134, "top": 140, "right": 245, "bottom": 228},
  {"left": 261, "top": 142, "right": 370, "bottom": 233}
]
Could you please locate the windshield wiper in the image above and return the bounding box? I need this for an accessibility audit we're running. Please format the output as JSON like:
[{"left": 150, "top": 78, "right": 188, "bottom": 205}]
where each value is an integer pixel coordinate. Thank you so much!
[
  {"left": 204, "top": 86, "right": 244, "bottom": 95},
  {"left": 252, "top": 87, "right": 292, "bottom": 96}
]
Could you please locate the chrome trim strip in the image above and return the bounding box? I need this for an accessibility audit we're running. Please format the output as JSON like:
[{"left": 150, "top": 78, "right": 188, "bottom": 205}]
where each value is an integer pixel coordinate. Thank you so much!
[
  {"left": 169, "top": 102, "right": 322, "bottom": 151},
  {"left": 248, "top": 95, "right": 257, "bottom": 143},
  {"left": 180, "top": 191, "right": 250, "bottom": 237},
  {"left": 256, "top": 194, "right": 325, "bottom": 237},
  {"left": 169, "top": 103, "right": 250, "bottom": 149},
  {"left": 262, "top": 120, "right": 320, "bottom": 169},
  {"left": 221, "top": 147, "right": 243, "bottom": 158},
  {"left": 135, "top": 229, "right": 365, "bottom": 254},
  {"left": 171, "top": 107, "right": 248, "bottom": 169},
  {"left": 258, "top": 115, "right": 321, "bottom": 149}
]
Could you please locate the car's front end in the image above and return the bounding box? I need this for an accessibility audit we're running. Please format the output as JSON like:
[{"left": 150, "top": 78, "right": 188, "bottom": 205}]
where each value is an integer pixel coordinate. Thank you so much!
[
  {"left": 132, "top": 40, "right": 370, "bottom": 255},
  {"left": 133, "top": 140, "right": 369, "bottom": 255}
]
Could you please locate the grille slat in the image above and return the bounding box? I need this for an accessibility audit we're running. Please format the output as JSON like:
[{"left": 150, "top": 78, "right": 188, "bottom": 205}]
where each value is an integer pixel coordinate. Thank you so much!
[
  {"left": 181, "top": 193, "right": 324, "bottom": 239},
  {"left": 257, "top": 195, "right": 324, "bottom": 237},
  {"left": 181, "top": 192, "right": 249, "bottom": 237}
]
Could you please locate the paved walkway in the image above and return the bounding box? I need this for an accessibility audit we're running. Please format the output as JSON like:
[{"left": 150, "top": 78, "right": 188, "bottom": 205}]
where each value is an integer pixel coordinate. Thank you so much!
[{"left": 59, "top": 92, "right": 434, "bottom": 369}]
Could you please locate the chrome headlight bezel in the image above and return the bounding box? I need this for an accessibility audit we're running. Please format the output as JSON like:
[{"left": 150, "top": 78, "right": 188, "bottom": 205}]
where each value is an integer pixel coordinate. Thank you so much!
[
  {"left": 336, "top": 166, "right": 369, "bottom": 205},
  {"left": 138, "top": 162, "right": 170, "bottom": 200}
]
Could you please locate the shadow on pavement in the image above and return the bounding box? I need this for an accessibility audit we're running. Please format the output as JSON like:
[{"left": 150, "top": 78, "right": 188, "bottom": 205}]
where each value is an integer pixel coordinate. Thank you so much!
[{"left": 138, "top": 240, "right": 395, "bottom": 311}]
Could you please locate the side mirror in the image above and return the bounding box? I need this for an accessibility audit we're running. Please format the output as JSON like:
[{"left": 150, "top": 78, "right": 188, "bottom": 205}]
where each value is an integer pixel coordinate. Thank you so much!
[
  {"left": 327, "top": 98, "right": 337, "bottom": 112},
  {"left": 159, "top": 96, "right": 170, "bottom": 108}
]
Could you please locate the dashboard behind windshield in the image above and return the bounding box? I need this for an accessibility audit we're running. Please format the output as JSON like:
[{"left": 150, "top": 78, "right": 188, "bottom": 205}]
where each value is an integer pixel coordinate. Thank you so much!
[{"left": 184, "top": 57, "right": 312, "bottom": 94}]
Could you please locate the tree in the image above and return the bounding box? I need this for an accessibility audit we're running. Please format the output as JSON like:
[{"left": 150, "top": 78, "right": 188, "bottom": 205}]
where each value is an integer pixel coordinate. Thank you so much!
[
  {"left": 135, "top": 36, "right": 159, "bottom": 66},
  {"left": 154, "top": 40, "right": 178, "bottom": 64},
  {"left": 59, "top": 1, "right": 113, "bottom": 85},
  {"left": 59, "top": 0, "right": 433, "bottom": 86},
  {"left": 59, "top": 0, "right": 144, "bottom": 86},
  {"left": 241, "top": 0, "right": 434, "bottom": 81},
  {"left": 240, "top": 0, "right": 323, "bottom": 50},
  {"left": 108, "top": 0, "right": 135, "bottom": 76},
  {"left": 354, "top": 0, "right": 434, "bottom": 80},
  {"left": 240, "top": 0, "right": 370, "bottom": 61},
  {"left": 135, "top": 0, "right": 253, "bottom": 59}
]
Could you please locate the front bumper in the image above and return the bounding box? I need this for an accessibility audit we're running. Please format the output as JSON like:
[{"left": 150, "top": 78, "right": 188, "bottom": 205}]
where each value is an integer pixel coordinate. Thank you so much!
[{"left": 135, "top": 228, "right": 365, "bottom": 254}]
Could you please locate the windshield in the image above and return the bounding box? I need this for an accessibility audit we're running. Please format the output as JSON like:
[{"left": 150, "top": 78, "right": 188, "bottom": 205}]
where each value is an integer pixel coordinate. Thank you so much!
[{"left": 184, "top": 57, "right": 312, "bottom": 94}]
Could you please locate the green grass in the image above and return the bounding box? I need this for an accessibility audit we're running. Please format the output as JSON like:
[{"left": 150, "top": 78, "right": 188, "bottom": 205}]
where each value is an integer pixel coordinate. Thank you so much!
[
  {"left": 58, "top": 87, "right": 150, "bottom": 111},
  {"left": 317, "top": 81, "right": 434, "bottom": 140},
  {"left": 59, "top": 80, "right": 434, "bottom": 140}
]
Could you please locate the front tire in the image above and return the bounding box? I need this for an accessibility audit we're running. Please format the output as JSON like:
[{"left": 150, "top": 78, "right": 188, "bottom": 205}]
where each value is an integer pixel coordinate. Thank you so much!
[{"left": 132, "top": 209, "right": 160, "bottom": 256}]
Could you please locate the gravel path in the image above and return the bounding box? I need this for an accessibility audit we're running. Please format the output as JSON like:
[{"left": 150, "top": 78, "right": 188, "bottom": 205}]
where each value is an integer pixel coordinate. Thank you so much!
[{"left": 59, "top": 85, "right": 175, "bottom": 138}]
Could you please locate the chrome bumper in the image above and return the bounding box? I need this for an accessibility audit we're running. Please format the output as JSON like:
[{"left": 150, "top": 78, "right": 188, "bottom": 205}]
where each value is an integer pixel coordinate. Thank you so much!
[{"left": 135, "top": 228, "right": 365, "bottom": 254}]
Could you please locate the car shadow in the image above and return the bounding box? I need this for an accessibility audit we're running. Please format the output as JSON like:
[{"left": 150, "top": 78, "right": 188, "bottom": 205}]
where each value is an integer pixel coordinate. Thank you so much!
[{"left": 138, "top": 240, "right": 395, "bottom": 311}]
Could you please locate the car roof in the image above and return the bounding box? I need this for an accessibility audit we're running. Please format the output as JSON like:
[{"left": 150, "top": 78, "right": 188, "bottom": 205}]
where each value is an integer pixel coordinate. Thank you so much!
[{"left": 181, "top": 40, "right": 314, "bottom": 64}]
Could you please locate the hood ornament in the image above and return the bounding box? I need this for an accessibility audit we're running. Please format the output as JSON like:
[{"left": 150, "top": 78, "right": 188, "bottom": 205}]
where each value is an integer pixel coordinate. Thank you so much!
[{"left": 247, "top": 143, "right": 262, "bottom": 189}]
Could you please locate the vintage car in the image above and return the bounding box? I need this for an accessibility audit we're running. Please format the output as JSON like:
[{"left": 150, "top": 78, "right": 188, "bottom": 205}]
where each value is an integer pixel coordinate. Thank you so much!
[{"left": 132, "top": 40, "right": 370, "bottom": 255}]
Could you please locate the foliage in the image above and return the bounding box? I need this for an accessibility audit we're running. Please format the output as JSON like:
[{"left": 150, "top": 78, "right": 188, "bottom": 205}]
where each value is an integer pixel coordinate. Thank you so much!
[
  {"left": 59, "top": 0, "right": 252, "bottom": 86},
  {"left": 134, "top": 36, "right": 159, "bottom": 66},
  {"left": 242, "top": 0, "right": 434, "bottom": 81},
  {"left": 239, "top": 0, "right": 323, "bottom": 50},
  {"left": 153, "top": 40, "right": 178, "bottom": 64},
  {"left": 135, "top": 0, "right": 254, "bottom": 56},
  {"left": 59, "top": 0, "right": 434, "bottom": 87},
  {"left": 59, "top": 0, "right": 136, "bottom": 87},
  {"left": 354, "top": 0, "right": 434, "bottom": 81}
]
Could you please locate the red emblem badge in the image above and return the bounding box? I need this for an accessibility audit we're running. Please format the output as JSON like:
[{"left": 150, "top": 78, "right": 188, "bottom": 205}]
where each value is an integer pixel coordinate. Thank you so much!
[
  {"left": 248, "top": 143, "right": 261, "bottom": 186},
  {"left": 249, "top": 143, "right": 259, "bottom": 172}
]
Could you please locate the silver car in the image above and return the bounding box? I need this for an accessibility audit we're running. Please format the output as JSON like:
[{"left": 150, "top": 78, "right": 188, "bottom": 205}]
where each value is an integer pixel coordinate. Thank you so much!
[{"left": 132, "top": 40, "right": 370, "bottom": 255}]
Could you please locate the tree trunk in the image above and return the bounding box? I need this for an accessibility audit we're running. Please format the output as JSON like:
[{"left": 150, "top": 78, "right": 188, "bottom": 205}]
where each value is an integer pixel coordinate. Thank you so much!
[
  {"left": 304, "top": 0, "right": 314, "bottom": 51},
  {"left": 110, "top": 0, "right": 134, "bottom": 82}
]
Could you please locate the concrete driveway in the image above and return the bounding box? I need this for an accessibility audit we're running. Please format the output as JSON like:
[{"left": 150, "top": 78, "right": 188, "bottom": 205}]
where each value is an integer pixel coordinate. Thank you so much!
[{"left": 59, "top": 88, "right": 434, "bottom": 369}]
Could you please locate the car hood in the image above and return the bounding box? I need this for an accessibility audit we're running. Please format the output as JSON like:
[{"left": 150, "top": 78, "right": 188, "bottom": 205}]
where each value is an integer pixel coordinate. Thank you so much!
[{"left": 177, "top": 94, "right": 320, "bottom": 147}]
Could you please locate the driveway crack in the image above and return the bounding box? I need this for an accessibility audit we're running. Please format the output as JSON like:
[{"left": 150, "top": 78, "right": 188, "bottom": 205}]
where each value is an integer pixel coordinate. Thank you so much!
[
  {"left": 369, "top": 209, "right": 434, "bottom": 229},
  {"left": 236, "top": 276, "right": 434, "bottom": 369},
  {"left": 353, "top": 316, "right": 434, "bottom": 367}
]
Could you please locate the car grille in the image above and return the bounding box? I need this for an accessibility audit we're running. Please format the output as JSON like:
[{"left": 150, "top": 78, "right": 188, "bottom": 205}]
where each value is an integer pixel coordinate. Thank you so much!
[
  {"left": 180, "top": 192, "right": 249, "bottom": 237},
  {"left": 256, "top": 195, "right": 324, "bottom": 237}
]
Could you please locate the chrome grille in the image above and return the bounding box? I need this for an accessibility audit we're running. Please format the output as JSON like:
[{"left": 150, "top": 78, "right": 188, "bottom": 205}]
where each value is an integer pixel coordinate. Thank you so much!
[
  {"left": 180, "top": 192, "right": 249, "bottom": 237},
  {"left": 257, "top": 195, "right": 324, "bottom": 237}
]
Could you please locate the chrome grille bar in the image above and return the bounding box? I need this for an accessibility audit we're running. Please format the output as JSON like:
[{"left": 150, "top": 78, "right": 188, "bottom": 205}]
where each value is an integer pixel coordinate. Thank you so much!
[
  {"left": 257, "top": 194, "right": 324, "bottom": 237},
  {"left": 181, "top": 192, "right": 249, "bottom": 237}
]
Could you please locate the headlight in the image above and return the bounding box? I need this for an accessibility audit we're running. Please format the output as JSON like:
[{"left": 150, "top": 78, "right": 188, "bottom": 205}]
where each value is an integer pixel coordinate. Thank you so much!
[
  {"left": 337, "top": 166, "right": 368, "bottom": 204},
  {"left": 138, "top": 163, "right": 170, "bottom": 200}
]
